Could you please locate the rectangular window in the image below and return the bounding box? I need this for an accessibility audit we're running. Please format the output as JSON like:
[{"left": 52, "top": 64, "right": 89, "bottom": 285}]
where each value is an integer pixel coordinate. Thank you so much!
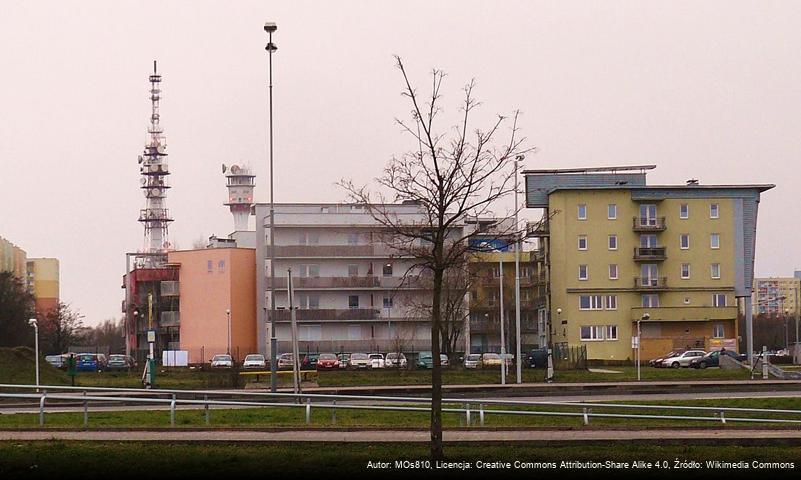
[
  {"left": 348, "top": 324, "right": 362, "bottom": 340},
  {"left": 207, "top": 260, "right": 213, "bottom": 273},
  {"left": 605, "top": 295, "right": 617, "bottom": 310},
  {"left": 608, "top": 264, "right": 618, "bottom": 280},
  {"left": 710, "top": 203, "right": 720, "bottom": 219},
  {"left": 492, "top": 265, "right": 501, "bottom": 278},
  {"left": 578, "top": 204, "right": 587, "bottom": 220},
  {"left": 308, "top": 295, "right": 320, "bottom": 309},
  {"left": 711, "top": 263, "right": 721, "bottom": 279},
  {"left": 641, "top": 294, "right": 660, "bottom": 308},
  {"left": 713, "top": 294, "right": 727, "bottom": 307},
  {"left": 579, "top": 295, "right": 603, "bottom": 310},
  {"left": 382, "top": 263, "right": 393, "bottom": 277},
  {"left": 347, "top": 233, "right": 360, "bottom": 245},
  {"left": 298, "top": 232, "right": 307, "bottom": 245},
  {"left": 521, "top": 266, "right": 531, "bottom": 278},
  {"left": 383, "top": 296, "right": 393, "bottom": 308},
  {"left": 348, "top": 295, "right": 360, "bottom": 309},
  {"left": 710, "top": 233, "right": 720, "bottom": 249},
  {"left": 299, "top": 324, "right": 322, "bottom": 341},
  {"left": 578, "top": 264, "right": 588, "bottom": 280},
  {"left": 606, "top": 325, "right": 618, "bottom": 340},
  {"left": 348, "top": 264, "right": 359, "bottom": 277},
  {"left": 680, "top": 203, "right": 689, "bottom": 219},
  {"left": 578, "top": 235, "right": 588, "bottom": 250},
  {"left": 608, "top": 235, "right": 618, "bottom": 250},
  {"left": 607, "top": 204, "right": 617, "bottom": 220},
  {"left": 308, "top": 265, "right": 320, "bottom": 278},
  {"left": 580, "top": 325, "right": 604, "bottom": 341},
  {"left": 681, "top": 263, "right": 691, "bottom": 279},
  {"left": 680, "top": 234, "right": 690, "bottom": 250},
  {"left": 217, "top": 260, "right": 225, "bottom": 272},
  {"left": 713, "top": 324, "right": 725, "bottom": 338}
]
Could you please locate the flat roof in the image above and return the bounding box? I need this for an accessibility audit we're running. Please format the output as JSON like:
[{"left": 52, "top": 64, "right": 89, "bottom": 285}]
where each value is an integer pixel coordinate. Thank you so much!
[
  {"left": 547, "top": 184, "right": 775, "bottom": 193},
  {"left": 523, "top": 165, "right": 656, "bottom": 175}
]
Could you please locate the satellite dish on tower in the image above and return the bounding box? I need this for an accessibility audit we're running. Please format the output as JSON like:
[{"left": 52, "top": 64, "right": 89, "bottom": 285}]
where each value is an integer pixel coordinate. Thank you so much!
[{"left": 222, "top": 164, "right": 227, "bottom": 174}]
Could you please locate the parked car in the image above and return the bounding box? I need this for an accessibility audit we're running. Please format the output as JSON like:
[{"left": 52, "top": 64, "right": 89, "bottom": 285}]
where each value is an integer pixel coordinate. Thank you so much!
[
  {"left": 440, "top": 354, "right": 450, "bottom": 367},
  {"left": 106, "top": 354, "right": 136, "bottom": 371},
  {"left": 385, "top": 352, "right": 407, "bottom": 368},
  {"left": 316, "top": 353, "right": 340, "bottom": 370},
  {"left": 690, "top": 349, "right": 747, "bottom": 369},
  {"left": 463, "top": 353, "right": 482, "bottom": 369},
  {"left": 300, "top": 353, "right": 320, "bottom": 371},
  {"left": 349, "top": 353, "right": 371, "bottom": 369},
  {"left": 481, "top": 353, "right": 502, "bottom": 367},
  {"left": 76, "top": 353, "right": 107, "bottom": 372},
  {"left": 526, "top": 348, "right": 548, "bottom": 369},
  {"left": 45, "top": 354, "right": 66, "bottom": 370},
  {"left": 662, "top": 350, "right": 707, "bottom": 368},
  {"left": 649, "top": 350, "right": 685, "bottom": 368},
  {"left": 337, "top": 353, "right": 350, "bottom": 369},
  {"left": 210, "top": 354, "right": 234, "bottom": 368},
  {"left": 417, "top": 351, "right": 434, "bottom": 369},
  {"left": 368, "top": 353, "right": 385, "bottom": 369},
  {"left": 242, "top": 354, "right": 267, "bottom": 370},
  {"left": 277, "top": 353, "right": 295, "bottom": 370}
]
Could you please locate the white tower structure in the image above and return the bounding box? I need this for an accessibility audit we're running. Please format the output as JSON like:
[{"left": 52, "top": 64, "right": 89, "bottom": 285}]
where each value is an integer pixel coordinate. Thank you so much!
[
  {"left": 223, "top": 164, "right": 255, "bottom": 231},
  {"left": 136, "top": 61, "right": 172, "bottom": 268}
]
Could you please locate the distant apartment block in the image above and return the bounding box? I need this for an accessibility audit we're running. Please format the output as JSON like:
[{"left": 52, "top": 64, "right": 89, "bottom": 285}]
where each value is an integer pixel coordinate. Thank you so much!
[
  {"left": 26, "top": 258, "right": 60, "bottom": 316},
  {"left": 752, "top": 277, "right": 800, "bottom": 316},
  {"left": 0, "top": 235, "right": 27, "bottom": 280},
  {"left": 525, "top": 165, "right": 772, "bottom": 361}
]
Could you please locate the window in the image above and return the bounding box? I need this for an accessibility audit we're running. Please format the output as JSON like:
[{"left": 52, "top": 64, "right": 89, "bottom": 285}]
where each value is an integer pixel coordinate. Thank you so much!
[
  {"left": 713, "top": 324, "right": 725, "bottom": 338},
  {"left": 521, "top": 266, "right": 531, "bottom": 278},
  {"left": 710, "top": 233, "right": 720, "bottom": 249},
  {"left": 348, "top": 295, "right": 360, "bottom": 309},
  {"left": 578, "top": 235, "right": 588, "bottom": 250},
  {"left": 207, "top": 260, "right": 213, "bottom": 273},
  {"left": 640, "top": 204, "right": 658, "bottom": 226},
  {"left": 680, "top": 234, "right": 690, "bottom": 250},
  {"left": 348, "top": 324, "right": 362, "bottom": 340},
  {"left": 607, "top": 204, "right": 617, "bottom": 220},
  {"left": 347, "top": 233, "right": 360, "bottom": 246},
  {"left": 308, "top": 295, "right": 320, "bottom": 310},
  {"left": 710, "top": 203, "right": 719, "bottom": 219},
  {"left": 580, "top": 325, "right": 604, "bottom": 341},
  {"left": 383, "top": 296, "right": 393, "bottom": 308},
  {"left": 605, "top": 295, "right": 617, "bottom": 310},
  {"left": 308, "top": 232, "right": 320, "bottom": 245},
  {"left": 299, "top": 264, "right": 320, "bottom": 278},
  {"left": 299, "top": 325, "right": 322, "bottom": 341},
  {"left": 348, "top": 264, "right": 359, "bottom": 277},
  {"left": 382, "top": 263, "right": 393, "bottom": 277},
  {"left": 606, "top": 325, "right": 618, "bottom": 340},
  {"left": 217, "top": 260, "right": 225, "bottom": 272},
  {"left": 680, "top": 204, "right": 689, "bottom": 219},
  {"left": 711, "top": 263, "right": 721, "bottom": 279},
  {"left": 608, "top": 264, "right": 618, "bottom": 280},
  {"left": 681, "top": 263, "right": 691, "bottom": 279},
  {"left": 578, "top": 265, "right": 588, "bottom": 280},
  {"left": 492, "top": 265, "right": 501, "bottom": 278},
  {"left": 578, "top": 204, "right": 587, "bottom": 220},
  {"left": 608, "top": 235, "right": 618, "bottom": 250},
  {"left": 641, "top": 294, "right": 660, "bottom": 308},
  {"left": 579, "top": 295, "right": 603, "bottom": 310},
  {"left": 713, "top": 293, "right": 727, "bottom": 307}
]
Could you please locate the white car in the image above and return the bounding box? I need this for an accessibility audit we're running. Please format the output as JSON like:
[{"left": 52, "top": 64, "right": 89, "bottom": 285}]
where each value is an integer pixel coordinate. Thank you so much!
[
  {"left": 463, "top": 353, "right": 482, "bottom": 369},
  {"left": 662, "top": 350, "right": 707, "bottom": 368},
  {"left": 242, "top": 354, "right": 266, "bottom": 370},
  {"left": 385, "top": 352, "right": 407, "bottom": 368},
  {"left": 349, "top": 353, "right": 370, "bottom": 369},
  {"left": 368, "top": 353, "right": 385, "bottom": 369},
  {"left": 210, "top": 354, "right": 233, "bottom": 368}
]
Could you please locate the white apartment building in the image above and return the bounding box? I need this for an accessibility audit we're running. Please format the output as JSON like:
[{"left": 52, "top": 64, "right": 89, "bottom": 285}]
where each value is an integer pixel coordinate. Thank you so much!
[{"left": 255, "top": 202, "right": 461, "bottom": 355}]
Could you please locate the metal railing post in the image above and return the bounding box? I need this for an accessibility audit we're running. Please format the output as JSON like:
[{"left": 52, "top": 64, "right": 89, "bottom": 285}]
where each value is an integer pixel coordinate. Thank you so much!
[
  {"left": 583, "top": 407, "right": 590, "bottom": 425},
  {"left": 204, "top": 395, "right": 210, "bottom": 425},
  {"left": 720, "top": 410, "right": 726, "bottom": 425},
  {"left": 39, "top": 391, "right": 46, "bottom": 426},
  {"left": 332, "top": 400, "right": 336, "bottom": 425},
  {"left": 465, "top": 403, "right": 471, "bottom": 426},
  {"left": 170, "top": 394, "right": 176, "bottom": 427},
  {"left": 479, "top": 404, "right": 485, "bottom": 426},
  {"left": 305, "top": 398, "right": 311, "bottom": 425},
  {"left": 83, "top": 391, "right": 88, "bottom": 427}
]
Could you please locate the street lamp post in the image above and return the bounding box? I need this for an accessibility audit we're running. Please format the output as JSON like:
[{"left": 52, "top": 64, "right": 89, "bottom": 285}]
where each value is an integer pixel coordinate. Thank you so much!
[
  {"left": 226, "top": 309, "right": 231, "bottom": 356},
  {"left": 264, "top": 21, "right": 278, "bottom": 393},
  {"left": 637, "top": 313, "right": 649, "bottom": 381},
  {"left": 498, "top": 259, "right": 506, "bottom": 385},
  {"left": 29, "top": 318, "right": 39, "bottom": 390},
  {"left": 546, "top": 309, "right": 558, "bottom": 383},
  {"left": 513, "top": 155, "right": 524, "bottom": 384}
]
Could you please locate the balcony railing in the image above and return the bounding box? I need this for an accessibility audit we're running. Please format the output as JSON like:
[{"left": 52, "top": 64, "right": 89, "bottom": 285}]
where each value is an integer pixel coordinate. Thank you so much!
[
  {"left": 271, "top": 308, "right": 380, "bottom": 322},
  {"left": 265, "top": 276, "right": 427, "bottom": 290},
  {"left": 525, "top": 221, "right": 549, "bottom": 237},
  {"left": 634, "top": 277, "right": 668, "bottom": 290},
  {"left": 160, "top": 311, "right": 180, "bottom": 327},
  {"left": 633, "top": 246, "right": 667, "bottom": 261},
  {"left": 632, "top": 216, "right": 667, "bottom": 231},
  {"left": 269, "top": 245, "right": 406, "bottom": 258},
  {"left": 160, "top": 281, "right": 180, "bottom": 296}
]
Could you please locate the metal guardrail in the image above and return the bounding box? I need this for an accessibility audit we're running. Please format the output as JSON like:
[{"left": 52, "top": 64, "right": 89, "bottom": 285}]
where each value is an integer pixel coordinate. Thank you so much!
[{"left": 2, "top": 383, "right": 801, "bottom": 428}]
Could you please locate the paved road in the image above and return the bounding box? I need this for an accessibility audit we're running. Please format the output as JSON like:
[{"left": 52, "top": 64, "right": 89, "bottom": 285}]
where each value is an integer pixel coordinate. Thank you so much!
[{"left": 1, "top": 429, "right": 800, "bottom": 443}]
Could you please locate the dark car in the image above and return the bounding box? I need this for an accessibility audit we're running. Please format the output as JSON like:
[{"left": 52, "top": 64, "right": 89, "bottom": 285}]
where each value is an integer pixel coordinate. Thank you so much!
[
  {"left": 106, "top": 354, "right": 136, "bottom": 371},
  {"left": 690, "top": 349, "right": 747, "bottom": 369},
  {"left": 301, "top": 353, "right": 320, "bottom": 371},
  {"left": 76, "top": 353, "right": 107, "bottom": 372},
  {"left": 526, "top": 348, "right": 548, "bottom": 369}
]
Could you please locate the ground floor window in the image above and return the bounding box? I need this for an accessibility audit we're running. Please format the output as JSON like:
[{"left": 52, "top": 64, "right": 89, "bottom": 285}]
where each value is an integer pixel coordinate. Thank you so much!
[
  {"left": 606, "top": 325, "right": 618, "bottom": 340},
  {"left": 580, "top": 325, "right": 604, "bottom": 341},
  {"left": 712, "top": 324, "right": 725, "bottom": 338}
]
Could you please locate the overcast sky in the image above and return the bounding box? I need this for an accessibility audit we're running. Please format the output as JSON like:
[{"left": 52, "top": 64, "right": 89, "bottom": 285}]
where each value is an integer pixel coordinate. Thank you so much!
[{"left": 1, "top": 1, "right": 799, "bottom": 325}]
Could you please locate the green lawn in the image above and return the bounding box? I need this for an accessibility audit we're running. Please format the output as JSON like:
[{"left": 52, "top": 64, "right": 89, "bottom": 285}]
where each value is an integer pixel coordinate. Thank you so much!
[
  {"left": 2, "top": 397, "right": 800, "bottom": 429},
  {"left": 1, "top": 441, "right": 799, "bottom": 477}
]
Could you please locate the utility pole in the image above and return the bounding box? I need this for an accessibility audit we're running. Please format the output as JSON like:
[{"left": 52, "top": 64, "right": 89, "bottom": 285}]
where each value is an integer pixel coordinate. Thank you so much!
[
  {"left": 513, "top": 155, "right": 523, "bottom": 384},
  {"left": 288, "top": 267, "right": 301, "bottom": 395},
  {"left": 264, "top": 22, "right": 279, "bottom": 393},
  {"left": 499, "top": 259, "right": 506, "bottom": 385}
]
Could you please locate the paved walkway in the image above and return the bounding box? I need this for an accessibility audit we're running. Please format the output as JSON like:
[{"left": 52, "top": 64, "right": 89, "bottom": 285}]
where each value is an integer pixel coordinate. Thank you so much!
[{"left": 1, "top": 429, "right": 800, "bottom": 442}]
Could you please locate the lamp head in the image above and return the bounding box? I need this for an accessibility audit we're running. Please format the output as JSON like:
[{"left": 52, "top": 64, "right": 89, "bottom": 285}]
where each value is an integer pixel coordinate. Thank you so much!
[
  {"left": 264, "top": 22, "right": 277, "bottom": 33},
  {"left": 226, "top": 309, "right": 231, "bottom": 315},
  {"left": 556, "top": 308, "right": 562, "bottom": 315},
  {"left": 28, "top": 318, "right": 37, "bottom": 326},
  {"left": 642, "top": 313, "right": 650, "bottom": 321}
]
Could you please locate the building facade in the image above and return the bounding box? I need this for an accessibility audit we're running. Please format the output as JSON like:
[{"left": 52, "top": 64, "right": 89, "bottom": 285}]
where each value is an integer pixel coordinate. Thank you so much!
[
  {"left": 0, "top": 235, "right": 27, "bottom": 280},
  {"left": 26, "top": 258, "right": 60, "bottom": 316},
  {"left": 525, "top": 165, "right": 772, "bottom": 361},
  {"left": 752, "top": 277, "right": 800, "bottom": 316}
]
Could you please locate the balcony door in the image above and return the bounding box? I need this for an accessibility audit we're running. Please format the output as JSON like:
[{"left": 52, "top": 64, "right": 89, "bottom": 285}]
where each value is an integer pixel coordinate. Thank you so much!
[
  {"left": 640, "top": 234, "right": 658, "bottom": 247},
  {"left": 640, "top": 204, "right": 657, "bottom": 226},
  {"left": 641, "top": 264, "right": 659, "bottom": 286}
]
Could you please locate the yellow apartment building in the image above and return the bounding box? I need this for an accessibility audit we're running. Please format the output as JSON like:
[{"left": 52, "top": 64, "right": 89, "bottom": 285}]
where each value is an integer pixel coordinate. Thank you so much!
[
  {"left": 26, "top": 258, "right": 60, "bottom": 315},
  {"left": 0, "top": 235, "right": 27, "bottom": 280},
  {"left": 525, "top": 165, "right": 772, "bottom": 362},
  {"left": 752, "top": 277, "right": 800, "bottom": 317}
]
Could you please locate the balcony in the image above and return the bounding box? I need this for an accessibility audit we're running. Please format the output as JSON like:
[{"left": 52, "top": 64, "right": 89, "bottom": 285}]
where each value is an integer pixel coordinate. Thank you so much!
[
  {"left": 630, "top": 306, "right": 739, "bottom": 322},
  {"left": 633, "top": 246, "right": 667, "bottom": 261},
  {"left": 160, "top": 311, "right": 180, "bottom": 327},
  {"left": 634, "top": 277, "right": 668, "bottom": 290},
  {"left": 269, "top": 245, "right": 406, "bottom": 258},
  {"left": 525, "top": 220, "right": 549, "bottom": 237},
  {"left": 160, "top": 281, "right": 180, "bottom": 296},
  {"left": 265, "top": 276, "right": 427, "bottom": 290},
  {"left": 632, "top": 216, "right": 667, "bottom": 232},
  {"left": 271, "top": 308, "right": 380, "bottom": 322}
]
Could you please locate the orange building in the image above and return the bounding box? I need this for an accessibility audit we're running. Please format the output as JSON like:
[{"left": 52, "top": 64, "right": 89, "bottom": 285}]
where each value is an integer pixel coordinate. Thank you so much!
[{"left": 167, "top": 248, "right": 256, "bottom": 364}]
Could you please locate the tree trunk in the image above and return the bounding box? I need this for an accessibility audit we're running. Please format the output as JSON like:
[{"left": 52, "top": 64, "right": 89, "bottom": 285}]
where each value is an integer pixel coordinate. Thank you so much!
[{"left": 430, "top": 265, "right": 444, "bottom": 460}]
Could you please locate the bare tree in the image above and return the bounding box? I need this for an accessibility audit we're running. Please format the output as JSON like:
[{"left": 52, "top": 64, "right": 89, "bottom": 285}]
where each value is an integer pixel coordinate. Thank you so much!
[
  {"left": 341, "top": 56, "right": 530, "bottom": 460},
  {"left": 39, "top": 302, "right": 84, "bottom": 355}
]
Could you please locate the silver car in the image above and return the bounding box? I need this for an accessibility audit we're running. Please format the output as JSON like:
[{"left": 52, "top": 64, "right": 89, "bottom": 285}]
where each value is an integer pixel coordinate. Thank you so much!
[
  {"left": 662, "top": 350, "right": 707, "bottom": 368},
  {"left": 349, "top": 353, "right": 370, "bottom": 369},
  {"left": 210, "top": 354, "right": 234, "bottom": 368},
  {"left": 463, "top": 354, "right": 482, "bottom": 369},
  {"left": 242, "top": 354, "right": 266, "bottom": 370}
]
